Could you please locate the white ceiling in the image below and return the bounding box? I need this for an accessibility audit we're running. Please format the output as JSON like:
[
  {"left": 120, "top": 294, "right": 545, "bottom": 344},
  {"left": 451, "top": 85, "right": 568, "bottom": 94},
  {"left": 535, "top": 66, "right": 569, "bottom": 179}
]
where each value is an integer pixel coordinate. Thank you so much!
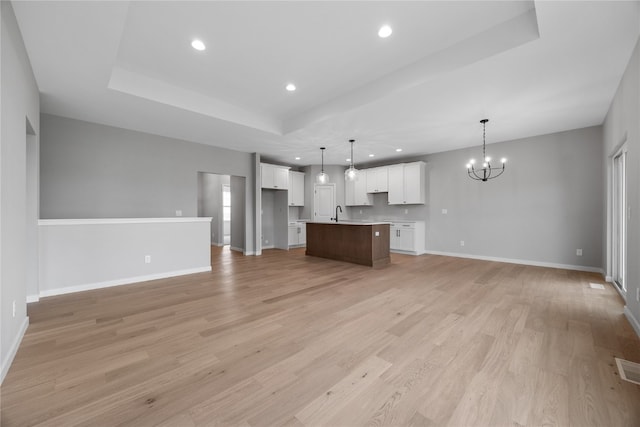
[{"left": 12, "top": 1, "right": 640, "bottom": 166}]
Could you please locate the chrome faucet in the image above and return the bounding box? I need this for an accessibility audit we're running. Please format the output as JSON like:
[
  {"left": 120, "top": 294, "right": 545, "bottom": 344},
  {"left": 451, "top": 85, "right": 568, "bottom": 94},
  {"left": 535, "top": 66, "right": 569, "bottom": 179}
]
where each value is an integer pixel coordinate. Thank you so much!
[{"left": 331, "top": 205, "right": 343, "bottom": 223}]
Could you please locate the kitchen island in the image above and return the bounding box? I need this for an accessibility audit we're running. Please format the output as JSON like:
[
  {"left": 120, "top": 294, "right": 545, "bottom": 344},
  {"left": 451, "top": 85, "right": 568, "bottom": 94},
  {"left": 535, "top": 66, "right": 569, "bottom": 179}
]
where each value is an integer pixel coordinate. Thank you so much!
[{"left": 305, "top": 221, "right": 390, "bottom": 267}]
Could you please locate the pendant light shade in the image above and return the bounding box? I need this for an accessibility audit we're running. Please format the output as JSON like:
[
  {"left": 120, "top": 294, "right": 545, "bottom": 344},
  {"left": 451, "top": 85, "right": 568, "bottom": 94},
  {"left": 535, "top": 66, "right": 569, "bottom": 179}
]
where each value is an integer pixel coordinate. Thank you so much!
[
  {"left": 316, "top": 147, "right": 329, "bottom": 184},
  {"left": 345, "top": 139, "right": 358, "bottom": 181}
]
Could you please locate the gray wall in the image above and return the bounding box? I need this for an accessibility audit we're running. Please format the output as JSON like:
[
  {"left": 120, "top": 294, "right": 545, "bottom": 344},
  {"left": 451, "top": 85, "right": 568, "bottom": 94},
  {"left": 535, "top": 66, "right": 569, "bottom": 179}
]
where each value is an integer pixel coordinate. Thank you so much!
[
  {"left": 1, "top": 0, "right": 41, "bottom": 382},
  {"left": 261, "top": 190, "right": 275, "bottom": 247},
  {"left": 39, "top": 114, "right": 257, "bottom": 254},
  {"left": 426, "top": 126, "right": 603, "bottom": 268},
  {"left": 230, "top": 176, "right": 246, "bottom": 252},
  {"left": 603, "top": 36, "right": 640, "bottom": 333},
  {"left": 198, "top": 172, "right": 231, "bottom": 245},
  {"left": 301, "top": 165, "right": 348, "bottom": 221},
  {"left": 350, "top": 126, "right": 604, "bottom": 269},
  {"left": 198, "top": 172, "right": 220, "bottom": 244}
]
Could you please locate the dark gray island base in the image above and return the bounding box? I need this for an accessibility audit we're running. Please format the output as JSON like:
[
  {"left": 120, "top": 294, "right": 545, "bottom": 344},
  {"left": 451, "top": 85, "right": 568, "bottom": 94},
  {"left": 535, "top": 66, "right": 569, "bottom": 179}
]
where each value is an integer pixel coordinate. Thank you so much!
[{"left": 305, "top": 222, "right": 390, "bottom": 267}]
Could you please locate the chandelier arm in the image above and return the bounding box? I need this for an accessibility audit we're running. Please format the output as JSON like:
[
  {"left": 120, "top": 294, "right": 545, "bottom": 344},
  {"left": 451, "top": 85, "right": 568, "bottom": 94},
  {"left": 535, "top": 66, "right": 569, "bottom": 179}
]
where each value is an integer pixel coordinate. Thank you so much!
[
  {"left": 490, "top": 168, "right": 505, "bottom": 179},
  {"left": 469, "top": 167, "right": 485, "bottom": 180},
  {"left": 468, "top": 170, "right": 482, "bottom": 180}
]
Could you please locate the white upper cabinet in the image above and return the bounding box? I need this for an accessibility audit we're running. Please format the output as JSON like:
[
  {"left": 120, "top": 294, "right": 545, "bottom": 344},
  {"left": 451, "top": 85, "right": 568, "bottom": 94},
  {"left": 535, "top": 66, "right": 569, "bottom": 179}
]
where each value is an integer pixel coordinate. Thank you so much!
[
  {"left": 345, "top": 172, "right": 373, "bottom": 206},
  {"left": 387, "top": 161, "right": 426, "bottom": 205},
  {"left": 261, "top": 163, "right": 290, "bottom": 190},
  {"left": 288, "top": 171, "right": 305, "bottom": 206},
  {"left": 387, "top": 165, "right": 404, "bottom": 204},
  {"left": 366, "top": 167, "right": 388, "bottom": 193}
]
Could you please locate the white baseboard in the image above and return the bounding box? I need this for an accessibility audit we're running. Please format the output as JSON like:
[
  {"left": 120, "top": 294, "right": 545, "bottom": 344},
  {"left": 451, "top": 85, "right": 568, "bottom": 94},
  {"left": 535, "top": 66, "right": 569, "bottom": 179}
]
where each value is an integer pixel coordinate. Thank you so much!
[
  {"left": 230, "top": 246, "right": 243, "bottom": 253},
  {"left": 26, "top": 294, "right": 39, "bottom": 303},
  {"left": 624, "top": 306, "right": 640, "bottom": 339},
  {"left": 423, "top": 250, "right": 603, "bottom": 273},
  {"left": 39, "top": 266, "right": 212, "bottom": 298},
  {"left": 262, "top": 245, "right": 274, "bottom": 250},
  {"left": 1, "top": 317, "right": 29, "bottom": 384},
  {"left": 391, "top": 249, "right": 422, "bottom": 256},
  {"left": 605, "top": 275, "right": 613, "bottom": 282}
]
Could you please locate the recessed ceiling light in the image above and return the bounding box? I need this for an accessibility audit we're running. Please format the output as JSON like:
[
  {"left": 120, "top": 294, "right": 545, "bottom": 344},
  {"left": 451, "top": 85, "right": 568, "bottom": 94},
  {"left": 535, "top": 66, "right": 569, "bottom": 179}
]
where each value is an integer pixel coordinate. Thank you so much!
[
  {"left": 396, "top": 148, "right": 403, "bottom": 152},
  {"left": 295, "top": 157, "right": 301, "bottom": 160},
  {"left": 378, "top": 25, "right": 393, "bottom": 38},
  {"left": 286, "top": 83, "right": 296, "bottom": 92},
  {"left": 191, "top": 39, "right": 206, "bottom": 51},
  {"left": 369, "top": 154, "right": 375, "bottom": 157}
]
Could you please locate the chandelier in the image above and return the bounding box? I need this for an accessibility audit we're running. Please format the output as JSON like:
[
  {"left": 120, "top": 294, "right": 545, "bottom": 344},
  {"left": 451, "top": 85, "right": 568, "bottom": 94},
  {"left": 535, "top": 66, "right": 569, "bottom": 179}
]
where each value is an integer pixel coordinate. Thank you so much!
[
  {"left": 466, "top": 119, "right": 506, "bottom": 181},
  {"left": 345, "top": 139, "right": 358, "bottom": 181},
  {"left": 316, "top": 147, "right": 329, "bottom": 184}
]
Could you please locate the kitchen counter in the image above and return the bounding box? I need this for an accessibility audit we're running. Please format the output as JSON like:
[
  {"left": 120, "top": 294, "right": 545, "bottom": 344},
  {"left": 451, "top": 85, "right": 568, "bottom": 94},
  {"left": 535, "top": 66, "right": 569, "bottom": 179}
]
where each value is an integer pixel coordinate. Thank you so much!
[
  {"left": 334, "top": 220, "right": 390, "bottom": 225},
  {"left": 305, "top": 222, "right": 390, "bottom": 267}
]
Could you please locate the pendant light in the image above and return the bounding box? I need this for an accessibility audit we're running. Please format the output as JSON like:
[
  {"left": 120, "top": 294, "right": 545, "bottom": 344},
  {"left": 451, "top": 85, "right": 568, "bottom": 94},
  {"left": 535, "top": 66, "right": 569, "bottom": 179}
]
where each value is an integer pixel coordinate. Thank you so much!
[
  {"left": 345, "top": 139, "right": 358, "bottom": 181},
  {"left": 466, "top": 119, "right": 506, "bottom": 182},
  {"left": 316, "top": 147, "right": 329, "bottom": 184}
]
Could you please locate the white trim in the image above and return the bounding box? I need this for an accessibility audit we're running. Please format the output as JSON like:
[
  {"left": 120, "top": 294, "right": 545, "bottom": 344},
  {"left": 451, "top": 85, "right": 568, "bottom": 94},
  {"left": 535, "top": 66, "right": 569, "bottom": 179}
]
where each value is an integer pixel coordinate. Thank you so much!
[
  {"left": 262, "top": 245, "right": 275, "bottom": 250},
  {"left": 423, "top": 250, "right": 603, "bottom": 273},
  {"left": 26, "top": 294, "right": 39, "bottom": 303},
  {"left": 230, "top": 246, "right": 243, "bottom": 253},
  {"left": 38, "top": 217, "right": 212, "bottom": 226},
  {"left": 624, "top": 306, "right": 640, "bottom": 339},
  {"left": 391, "top": 249, "right": 425, "bottom": 256},
  {"left": 243, "top": 250, "right": 256, "bottom": 256},
  {"left": 611, "top": 281, "right": 627, "bottom": 301},
  {"left": 39, "top": 267, "right": 212, "bottom": 298},
  {"left": 605, "top": 275, "right": 613, "bottom": 282},
  {"left": 1, "top": 317, "right": 29, "bottom": 384}
]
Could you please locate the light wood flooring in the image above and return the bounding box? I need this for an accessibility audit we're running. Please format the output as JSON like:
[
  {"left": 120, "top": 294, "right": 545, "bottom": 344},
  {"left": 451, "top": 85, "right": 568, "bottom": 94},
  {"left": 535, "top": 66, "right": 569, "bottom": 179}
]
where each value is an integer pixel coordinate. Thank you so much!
[{"left": 2, "top": 247, "right": 640, "bottom": 426}]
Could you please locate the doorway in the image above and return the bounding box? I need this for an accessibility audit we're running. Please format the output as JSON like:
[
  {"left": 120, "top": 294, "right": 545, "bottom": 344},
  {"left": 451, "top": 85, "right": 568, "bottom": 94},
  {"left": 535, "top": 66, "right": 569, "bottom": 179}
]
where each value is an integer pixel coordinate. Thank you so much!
[
  {"left": 198, "top": 173, "right": 246, "bottom": 253},
  {"left": 222, "top": 184, "right": 231, "bottom": 245},
  {"left": 612, "top": 144, "right": 627, "bottom": 295}
]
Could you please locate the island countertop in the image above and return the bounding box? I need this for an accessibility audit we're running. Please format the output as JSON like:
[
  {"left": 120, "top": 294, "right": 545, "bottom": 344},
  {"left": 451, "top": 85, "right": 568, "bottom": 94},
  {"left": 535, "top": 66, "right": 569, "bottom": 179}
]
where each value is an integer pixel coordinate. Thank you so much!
[
  {"left": 331, "top": 220, "right": 391, "bottom": 225},
  {"left": 305, "top": 222, "right": 390, "bottom": 267}
]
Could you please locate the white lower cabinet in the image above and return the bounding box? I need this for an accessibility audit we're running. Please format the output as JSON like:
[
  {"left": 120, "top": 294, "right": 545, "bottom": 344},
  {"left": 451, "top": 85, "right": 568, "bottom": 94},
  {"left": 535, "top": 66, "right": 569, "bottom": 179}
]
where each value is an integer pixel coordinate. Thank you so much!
[
  {"left": 389, "top": 221, "right": 425, "bottom": 255},
  {"left": 288, "top": 223, "right": 306, "bottom": 247}
]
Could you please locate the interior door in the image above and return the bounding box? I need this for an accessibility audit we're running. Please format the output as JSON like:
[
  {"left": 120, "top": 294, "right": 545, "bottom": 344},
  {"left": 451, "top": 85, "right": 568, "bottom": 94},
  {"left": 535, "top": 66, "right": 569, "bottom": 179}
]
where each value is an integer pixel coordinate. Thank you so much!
[{"left": 314, "top": 184, "right": 335, "bottom": 222}]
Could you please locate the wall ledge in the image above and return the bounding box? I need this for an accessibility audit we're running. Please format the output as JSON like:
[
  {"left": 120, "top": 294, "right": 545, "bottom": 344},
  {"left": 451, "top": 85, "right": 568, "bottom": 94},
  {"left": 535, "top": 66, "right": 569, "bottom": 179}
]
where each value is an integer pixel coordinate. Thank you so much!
[{"left": 38, "top": 217, "right": 212, "bottom": 226}]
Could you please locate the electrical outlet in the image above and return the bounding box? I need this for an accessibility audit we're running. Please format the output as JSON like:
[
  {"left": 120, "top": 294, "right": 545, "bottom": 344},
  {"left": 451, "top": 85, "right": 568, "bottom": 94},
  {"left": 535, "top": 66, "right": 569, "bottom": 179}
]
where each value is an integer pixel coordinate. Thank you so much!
[
  {"left": 404, "top": 209, "right": 408, "bottom": 214},
  {"left": 265, "top": 240, "right": 269, "bottom": 244},
  {"left": 359, "top": 209, "right": 362, "bottom": 214},
  {"left": 460, "top": 240, "right": 465, "bottom": 247},
  {"left": 442, "top": 208, "right": 448, "bottom": 214},
  {"left": 12, "top": 300, "right": 16, "bottom": 317},
  {"left": 576, "top": 249, "right": 583, "bottom": 256},
  {"left": 145, "top": 255, "right": 151, "bottom": 264},
  {"left": 175, "top": 210, "right": 182, "bottom": 217}
]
